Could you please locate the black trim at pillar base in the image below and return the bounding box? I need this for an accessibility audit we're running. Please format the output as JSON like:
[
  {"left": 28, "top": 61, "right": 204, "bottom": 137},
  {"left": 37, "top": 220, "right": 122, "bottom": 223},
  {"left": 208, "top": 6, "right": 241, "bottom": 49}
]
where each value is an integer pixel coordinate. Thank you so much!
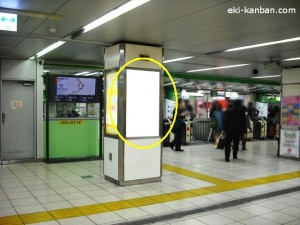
[{"left": 105, "top": 175, "right": 161, "bottom": 186}]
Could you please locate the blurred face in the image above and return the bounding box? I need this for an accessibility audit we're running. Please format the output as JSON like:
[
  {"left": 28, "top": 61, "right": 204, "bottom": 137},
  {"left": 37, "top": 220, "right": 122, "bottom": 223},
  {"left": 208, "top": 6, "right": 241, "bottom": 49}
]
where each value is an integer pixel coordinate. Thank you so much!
[{"left": 179, "top": 101, "right": 186, "bottom": 109}]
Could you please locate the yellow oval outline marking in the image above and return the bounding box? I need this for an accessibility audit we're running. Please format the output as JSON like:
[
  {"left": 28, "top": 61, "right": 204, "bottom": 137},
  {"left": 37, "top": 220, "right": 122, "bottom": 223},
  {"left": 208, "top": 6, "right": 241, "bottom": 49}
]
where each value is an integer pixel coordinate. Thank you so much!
[{"left": 108, "top": 57, "right": 178, "bottom": 149}]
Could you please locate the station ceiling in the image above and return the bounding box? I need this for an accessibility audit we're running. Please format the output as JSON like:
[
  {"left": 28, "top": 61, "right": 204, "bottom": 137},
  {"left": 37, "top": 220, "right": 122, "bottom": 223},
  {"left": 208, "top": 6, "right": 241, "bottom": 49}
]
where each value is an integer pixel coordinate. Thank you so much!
[{"left": 0, "top": 0, "right": 299, "bottom": 80}]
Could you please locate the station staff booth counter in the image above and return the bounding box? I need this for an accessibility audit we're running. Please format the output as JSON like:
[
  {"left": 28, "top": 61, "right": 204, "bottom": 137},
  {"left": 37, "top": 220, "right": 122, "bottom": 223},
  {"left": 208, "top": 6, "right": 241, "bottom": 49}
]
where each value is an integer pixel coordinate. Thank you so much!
[
  {"left": 43, "top": 75, "right": 103, "bottom": 162},
  {"left": 104, "top": 43, "right": 163, "bottom": 186}
]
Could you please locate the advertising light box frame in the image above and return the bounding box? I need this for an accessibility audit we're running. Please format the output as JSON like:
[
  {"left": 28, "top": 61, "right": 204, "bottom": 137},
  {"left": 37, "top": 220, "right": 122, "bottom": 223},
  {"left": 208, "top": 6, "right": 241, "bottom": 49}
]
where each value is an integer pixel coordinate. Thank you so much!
[
  {"left": 105, "top": 70, "right": 118, "bottom": 136},
  {"left": 126, "top": 69, "right": 160, "bottom": 138}
]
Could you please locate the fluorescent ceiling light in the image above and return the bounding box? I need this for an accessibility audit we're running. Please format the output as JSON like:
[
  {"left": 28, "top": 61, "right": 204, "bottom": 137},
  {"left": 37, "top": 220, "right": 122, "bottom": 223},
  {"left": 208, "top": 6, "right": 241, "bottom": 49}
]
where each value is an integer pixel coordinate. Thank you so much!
[
  {"left": 83, "top": 0, "right": 151, "bottom": 33},
  {"left": 75, "top": 71, "right": 89, "bottom": 75},
  {"left": 29, "top": 1, "right": 151, "bottom": 59},
  {"left": 225, "top": 37, "right": 300, "bottom": 52},
  {"left": 43, "top": 70, "right": 49, "bottom": 73},
  {"left": 34, "top": 41, "right": 66, "bottom": 58},
  {"left": 164, "top": 56, "right": 193, "bottom": 63},
  {"left": 252, "top": 75, "right": 281, "bottom": 79},
  {"left": 186, "top": 64, "right": 249, "bottom": 73},
  {"left": 178, "top": 82, "right": 193, "bottom": 87},
  {"left": 164, "top": 81, "right": 178, "bottom": 86},
  {"left": 85, "top": 72, "right": 99, "bottom": 76},
  {"left": 282, "top": 57, "right": 300, "bottom": 61}
]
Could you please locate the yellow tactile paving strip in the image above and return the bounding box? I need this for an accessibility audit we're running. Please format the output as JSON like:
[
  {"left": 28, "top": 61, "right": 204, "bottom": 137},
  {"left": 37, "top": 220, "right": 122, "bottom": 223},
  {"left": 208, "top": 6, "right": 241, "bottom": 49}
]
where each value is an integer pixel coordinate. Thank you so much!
[
  {"left": 163, "top": 164, "right": 231, "bottom": 184},
  {"left": 0, "top": 170, "right": 300, "bottom": 225}
]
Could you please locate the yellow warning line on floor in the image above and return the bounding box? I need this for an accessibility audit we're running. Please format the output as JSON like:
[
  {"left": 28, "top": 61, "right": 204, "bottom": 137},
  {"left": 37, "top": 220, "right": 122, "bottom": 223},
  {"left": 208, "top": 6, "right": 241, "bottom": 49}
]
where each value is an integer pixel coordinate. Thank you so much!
[
  {"left": 0, "top": 171, "right": 299, "bottom": 225},
  {"left": 163, "top": 164, "right": 231, "bottom": 185}
]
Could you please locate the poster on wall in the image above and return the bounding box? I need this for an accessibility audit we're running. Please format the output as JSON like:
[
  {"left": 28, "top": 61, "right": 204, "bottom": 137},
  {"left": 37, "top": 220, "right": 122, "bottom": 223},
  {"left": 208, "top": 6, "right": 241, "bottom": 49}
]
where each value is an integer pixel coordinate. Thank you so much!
[
  {"left": 164, "top": 88, "right": 181, "bottom": 119},
  {"left": 105, "top": 71, "right": 118, "bottom": 135},
  {"left": 281, "top": 96, "right": 300, "bottom": 127},
  {"left": 256, "top": 102, "right": 268, "bottom": 118},
  {"left": 165, "top": 99, "right": 175, "bottom": 119},
  {"left": 280, "top": 129, "right": 300, "bottom": 158}
]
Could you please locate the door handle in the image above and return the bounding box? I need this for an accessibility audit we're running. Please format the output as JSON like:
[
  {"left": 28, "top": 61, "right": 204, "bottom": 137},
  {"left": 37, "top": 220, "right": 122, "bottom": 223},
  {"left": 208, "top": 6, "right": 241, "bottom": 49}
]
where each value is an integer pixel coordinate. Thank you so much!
[{"left": 2, "top": 113, "right": 5, "bottom": 123}]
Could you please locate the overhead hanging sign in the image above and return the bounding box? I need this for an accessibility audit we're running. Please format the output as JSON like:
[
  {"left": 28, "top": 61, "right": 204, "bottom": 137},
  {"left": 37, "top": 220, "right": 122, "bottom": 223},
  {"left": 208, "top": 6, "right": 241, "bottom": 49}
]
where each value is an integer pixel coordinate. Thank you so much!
[
  {"left": 0, "top": 12, "right": 17, "bottom": 32},
  {"left": 225, "top": 92, "right": 238, "bottom": 98},
  {"left": 182, "top": 90, "right": 204, "bottom": 98}
]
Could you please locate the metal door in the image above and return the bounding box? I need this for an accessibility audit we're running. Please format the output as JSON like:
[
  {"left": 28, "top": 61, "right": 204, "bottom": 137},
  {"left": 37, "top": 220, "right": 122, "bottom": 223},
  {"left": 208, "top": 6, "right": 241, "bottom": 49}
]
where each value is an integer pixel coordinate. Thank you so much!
[{"left": 1, "top": 81, "right": 34, "bottom": 161}]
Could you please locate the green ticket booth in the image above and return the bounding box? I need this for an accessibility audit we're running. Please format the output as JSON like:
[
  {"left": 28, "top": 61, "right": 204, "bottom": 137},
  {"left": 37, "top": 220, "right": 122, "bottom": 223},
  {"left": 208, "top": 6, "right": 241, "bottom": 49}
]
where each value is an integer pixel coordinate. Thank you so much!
[{"left": 44, "top": 75, "right": 103, "bottom": 162}]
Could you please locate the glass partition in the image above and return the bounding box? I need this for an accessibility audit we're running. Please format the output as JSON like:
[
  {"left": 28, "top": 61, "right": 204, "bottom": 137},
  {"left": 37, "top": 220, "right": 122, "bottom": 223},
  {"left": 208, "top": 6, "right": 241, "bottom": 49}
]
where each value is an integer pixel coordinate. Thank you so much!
[{"left": 45, "top": 102, "right": 99, "bottom": 118}]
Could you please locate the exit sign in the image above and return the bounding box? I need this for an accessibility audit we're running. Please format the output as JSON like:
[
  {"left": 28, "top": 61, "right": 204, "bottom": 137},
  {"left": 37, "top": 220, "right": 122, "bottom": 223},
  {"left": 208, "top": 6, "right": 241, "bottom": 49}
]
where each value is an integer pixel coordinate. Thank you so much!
[{"left": 0, "top": 12, "right": 17, "bottom": 32}]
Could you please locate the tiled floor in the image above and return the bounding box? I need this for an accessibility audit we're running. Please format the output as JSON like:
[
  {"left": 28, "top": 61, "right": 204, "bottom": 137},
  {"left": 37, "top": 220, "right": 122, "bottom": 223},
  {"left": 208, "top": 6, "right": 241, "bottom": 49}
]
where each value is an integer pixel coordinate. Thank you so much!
[
  {"left": 164, "top": 191, "right": 300, "bottom": 225},
  {"left": 0, "top": 140, "right": 299, "bottom": 224}
]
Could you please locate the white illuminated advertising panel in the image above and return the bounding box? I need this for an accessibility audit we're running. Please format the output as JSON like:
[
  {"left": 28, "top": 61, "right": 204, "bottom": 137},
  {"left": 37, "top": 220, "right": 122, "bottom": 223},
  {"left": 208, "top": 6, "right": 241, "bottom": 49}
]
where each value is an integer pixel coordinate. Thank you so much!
[{"left": 126, "top": 69, "right": 160, "bottom": 137}]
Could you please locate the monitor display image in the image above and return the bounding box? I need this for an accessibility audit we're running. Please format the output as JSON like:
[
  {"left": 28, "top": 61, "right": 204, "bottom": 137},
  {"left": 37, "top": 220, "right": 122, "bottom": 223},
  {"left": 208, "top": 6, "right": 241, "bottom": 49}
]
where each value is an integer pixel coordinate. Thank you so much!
[
  {"left": 49, "top": 76, "right": 100, "bottom": 103},
  {"left": 56, "top": 77, "right": 96, "bottom": 96}
]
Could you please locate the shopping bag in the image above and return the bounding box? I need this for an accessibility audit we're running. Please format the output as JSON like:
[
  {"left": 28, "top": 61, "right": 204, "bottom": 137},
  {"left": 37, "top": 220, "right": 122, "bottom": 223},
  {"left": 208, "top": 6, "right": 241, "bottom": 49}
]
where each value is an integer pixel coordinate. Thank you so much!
[
  {"left": 210, "top": 115, "right": 218, "bottom": 129},
  {"left": 215, "top": 133, "right": 225, "bottom": 149}
]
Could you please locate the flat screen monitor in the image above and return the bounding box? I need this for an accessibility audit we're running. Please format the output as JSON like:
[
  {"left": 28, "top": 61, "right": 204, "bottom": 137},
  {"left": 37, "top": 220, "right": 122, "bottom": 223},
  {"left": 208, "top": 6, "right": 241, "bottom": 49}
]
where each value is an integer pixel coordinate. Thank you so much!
[{"left": 49, "top": 76, "right": 100, "bottom": 103}]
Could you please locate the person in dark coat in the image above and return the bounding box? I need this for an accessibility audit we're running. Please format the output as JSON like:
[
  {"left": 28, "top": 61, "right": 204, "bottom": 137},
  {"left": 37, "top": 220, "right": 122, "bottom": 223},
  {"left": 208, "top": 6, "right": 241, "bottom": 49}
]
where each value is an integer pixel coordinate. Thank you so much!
[
  {"left": 170, "top": 99, "right": 187, "bottom": 152},
  {"left": 223, "top": 100, "right": 247, "bottom": 162},
  {"left": 241, "top": 105, "right": 251, "bottom": 150},
  {"left": 209, "top": 101, "right": 217, "bottom": 119},
  {"left": 247, "top": 102, "right": 259, "bottom": 118},
  {"left": 213, "top": 103, "right": 224, "bottom": 146}
]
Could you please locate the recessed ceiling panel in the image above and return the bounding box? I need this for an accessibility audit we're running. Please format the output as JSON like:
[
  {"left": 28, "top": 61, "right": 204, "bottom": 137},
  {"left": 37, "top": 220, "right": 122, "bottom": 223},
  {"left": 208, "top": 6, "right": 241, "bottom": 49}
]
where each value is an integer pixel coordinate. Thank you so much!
[
  {"left": 32, "top": 0, "right": 125, "bottom": 38},
  {"left": 8, "top": 38, "right": 54, "bottom": 58},
  {"left": 77, "top": 0, "right": 230, "bottom": 43},
  {"left": 45, "top": 42, "right": 105, "bottom": 64}
]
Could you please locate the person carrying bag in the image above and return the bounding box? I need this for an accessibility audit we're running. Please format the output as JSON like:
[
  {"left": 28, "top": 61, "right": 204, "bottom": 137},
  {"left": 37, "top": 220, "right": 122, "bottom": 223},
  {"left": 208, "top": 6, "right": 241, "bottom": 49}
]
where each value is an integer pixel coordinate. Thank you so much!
[{"left": 215, "top": 132, "right": 225, "bottom": 149}]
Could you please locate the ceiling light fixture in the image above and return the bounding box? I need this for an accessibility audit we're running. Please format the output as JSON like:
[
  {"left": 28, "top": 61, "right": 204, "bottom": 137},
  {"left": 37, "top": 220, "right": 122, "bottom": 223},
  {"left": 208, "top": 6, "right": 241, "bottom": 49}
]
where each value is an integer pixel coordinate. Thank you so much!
[
  {"left": 75, "top": 71, "right": 89, "bottom": 76},
  {"left": 282, "top": 57, "right": 300, "bottom": 61},
  {"left": 197, "top": 83, "right": 208, "bottom": 87},
  {"left": 85, "top": 72, "right": 100, "bottom": 76},
  {"left": 164, "top": 81, "right": 178, "bottom": 86},
  {"left": 177, "top": 82, "right": 194, "bottom": 87},
  {"left": 225, "top": 37, "right": 300, "bottom": 52},
  {"left": 164, "top": 56, "right": 194, "bottom": 64},
  {"left": 82, "top": 0, "right": 151, "bottom": 34},
  {"left": 186, "top": 64, "right": 249, "bottom": 73},
  {"left": 29, "top": 0, "right": 151, "bottom": 59},
  {"left": 30, "top": 41, "right": 66, "bottom": 59},
  {"left": 252, "top": 75, "right": 281, "bottom": 79}
]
